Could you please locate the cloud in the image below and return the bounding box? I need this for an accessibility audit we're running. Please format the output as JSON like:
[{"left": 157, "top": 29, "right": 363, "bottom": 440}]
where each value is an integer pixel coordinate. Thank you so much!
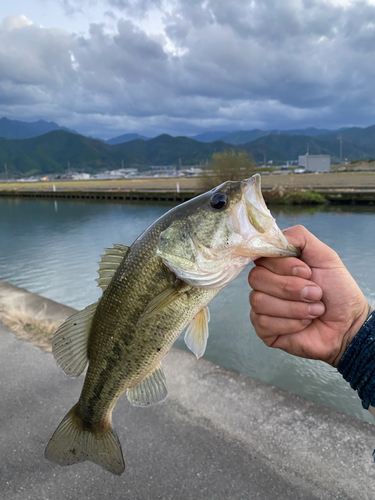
[
  {"left": 1, "top": 1, "right": 375, "bottom": 137},
  {"left": 0, "top": 16, "right": 74, "bottom": 105}
]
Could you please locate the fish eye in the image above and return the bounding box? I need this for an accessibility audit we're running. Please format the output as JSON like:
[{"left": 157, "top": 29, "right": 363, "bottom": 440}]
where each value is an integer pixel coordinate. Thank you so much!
[{"left": 210, "top": 192, "right": 228, "bottom": 210}]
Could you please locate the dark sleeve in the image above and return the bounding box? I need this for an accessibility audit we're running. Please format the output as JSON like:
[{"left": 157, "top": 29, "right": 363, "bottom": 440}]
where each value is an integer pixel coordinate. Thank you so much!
[{"left": 337, "top": 307, "right": 375, "bottom": 410}]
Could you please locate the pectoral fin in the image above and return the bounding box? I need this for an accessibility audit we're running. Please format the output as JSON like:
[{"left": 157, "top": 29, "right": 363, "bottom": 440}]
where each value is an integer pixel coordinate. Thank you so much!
[
  {"left": 184, "top": 306, "right": 210, "bottom": 359},
  {"left": 127, "top": 362, "right": 168, "bottom": 407},
  {"left": 137, "top": 280, "right": 188, "bottom": 325}
]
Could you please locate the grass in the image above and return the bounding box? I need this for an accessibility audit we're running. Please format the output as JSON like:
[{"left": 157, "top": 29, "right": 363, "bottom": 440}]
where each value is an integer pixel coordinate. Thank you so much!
[
  {"left": 0, "top": 177, "right": 205, "bottom": 192},
  {"left": 264, "top": 188, "right": 327, "bottom": 205},
  {"left": 282, "top": 189, "right": 327, "bottom": 205},
  {"left": 0, "top": 301, "right": 58, "bottom": 351}
]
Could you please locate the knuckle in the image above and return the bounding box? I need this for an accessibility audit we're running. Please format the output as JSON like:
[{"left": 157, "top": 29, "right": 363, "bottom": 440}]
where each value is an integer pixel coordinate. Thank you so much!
[
  {"left": 249, "top": 309, "right": 256, "bottom": 326},
  {"left": 248, "top": 266, "right": 260, "bottom": 287},
  {"left": 280, "top": 277, "right": 300, "bottom": 298},
  {"left": 249, "top": 291, "right": 262, "bottom": 311},
  {"left": 281, "top": 278, "right": 293, "bottom": 295},
  {"left": 263, "top": 337, "right": 275, "bottom": 348},
  {"left": 257, "top": 314, "right": 268, "bottom": 329}
]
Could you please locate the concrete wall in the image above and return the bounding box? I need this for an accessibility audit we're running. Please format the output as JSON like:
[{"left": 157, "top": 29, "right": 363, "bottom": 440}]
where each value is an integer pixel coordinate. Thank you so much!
[{"left": 1, "top": 279, "right": 375, "bottom": 499}]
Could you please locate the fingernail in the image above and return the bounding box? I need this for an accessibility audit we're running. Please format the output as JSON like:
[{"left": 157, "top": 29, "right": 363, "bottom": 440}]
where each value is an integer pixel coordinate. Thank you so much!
[
  {"left": 302, "top": 286, "right": 321, "bottom": 301},
  {"left": 308, "top": 303, "right": 325, "bottom": 316},
  {"left": 292, "top": 267, "right": 310, "bottom": 279},
  {"left": 302, "top": 319, "right": 312, "bottom": 326}
]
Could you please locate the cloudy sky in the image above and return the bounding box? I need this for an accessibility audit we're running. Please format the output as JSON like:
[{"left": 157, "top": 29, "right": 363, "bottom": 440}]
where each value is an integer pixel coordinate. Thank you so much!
[{"left": 1, "top": 0, "right": 375, "bottom": 139}]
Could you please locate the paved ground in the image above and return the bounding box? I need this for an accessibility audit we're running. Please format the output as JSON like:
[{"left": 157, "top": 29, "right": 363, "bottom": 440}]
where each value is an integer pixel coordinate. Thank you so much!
[{"left": 1, "top": 283, "right": 375, "bottom": 499}]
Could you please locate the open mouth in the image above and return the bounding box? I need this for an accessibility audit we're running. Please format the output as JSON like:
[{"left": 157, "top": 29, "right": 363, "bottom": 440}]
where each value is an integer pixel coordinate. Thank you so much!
[{"left": 231, "top": 174, "right": 301, "bottom": 258}]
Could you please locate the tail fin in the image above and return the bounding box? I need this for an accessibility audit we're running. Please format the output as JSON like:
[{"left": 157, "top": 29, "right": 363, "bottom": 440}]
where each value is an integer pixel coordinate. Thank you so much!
[{"left": 44, "top": 405, "right": 125, "bottom": 475}]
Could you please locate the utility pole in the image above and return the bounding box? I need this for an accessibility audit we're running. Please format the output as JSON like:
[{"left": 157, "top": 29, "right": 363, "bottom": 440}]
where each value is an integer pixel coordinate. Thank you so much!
[
  {"left": 339, "top": 135, "right": 343, "bottom": 164},
  {"left": 4, "top": 163, "right": 8, "bottom": 180},
  {"left": 306, "top": 143, "right": 309, "bottom": 171},
  {"left": 67, "top": 161, "right": 70, "bottom": 176}
]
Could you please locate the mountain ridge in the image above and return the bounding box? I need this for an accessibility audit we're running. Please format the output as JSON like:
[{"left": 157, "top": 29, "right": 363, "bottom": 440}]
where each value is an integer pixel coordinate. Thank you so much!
[
  {"left": 0, "top": 117, "right": 77, "bottom": 140},
  {"left": 1, "top": 120, "right": 375, "bottom": 178}
]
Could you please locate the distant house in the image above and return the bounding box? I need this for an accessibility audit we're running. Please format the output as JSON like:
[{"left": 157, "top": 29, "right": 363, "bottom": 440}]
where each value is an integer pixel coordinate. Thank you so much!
[{"left": 298, "top": 154, "right": 330, "bottom": 172}]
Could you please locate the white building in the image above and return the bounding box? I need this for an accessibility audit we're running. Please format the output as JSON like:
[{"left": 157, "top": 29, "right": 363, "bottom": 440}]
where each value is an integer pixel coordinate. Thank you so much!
[{"left": 298, "top": 154, "right": 330, "bottom": 172}]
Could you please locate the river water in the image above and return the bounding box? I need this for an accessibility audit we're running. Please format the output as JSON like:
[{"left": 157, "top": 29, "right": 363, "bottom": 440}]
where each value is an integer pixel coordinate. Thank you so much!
[{"left": 1, "top": 197, "right": 374, "bottom": 423}]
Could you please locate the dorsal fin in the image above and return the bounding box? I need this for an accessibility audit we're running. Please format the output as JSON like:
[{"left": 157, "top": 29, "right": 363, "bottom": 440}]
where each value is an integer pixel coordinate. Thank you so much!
[{"left": 96, "top": 244, "right": 130, "bottom": 293}]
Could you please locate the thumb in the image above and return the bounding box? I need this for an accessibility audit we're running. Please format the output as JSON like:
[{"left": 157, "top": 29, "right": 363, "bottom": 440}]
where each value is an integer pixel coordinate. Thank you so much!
[{"left": 282, "top": 225, "right": 341, "bottom": 269}]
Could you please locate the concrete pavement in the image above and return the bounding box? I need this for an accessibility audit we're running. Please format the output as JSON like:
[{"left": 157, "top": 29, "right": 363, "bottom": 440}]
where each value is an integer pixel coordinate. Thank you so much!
[{"left": 1, "top": 282, "right": 375, "bottom": 499}]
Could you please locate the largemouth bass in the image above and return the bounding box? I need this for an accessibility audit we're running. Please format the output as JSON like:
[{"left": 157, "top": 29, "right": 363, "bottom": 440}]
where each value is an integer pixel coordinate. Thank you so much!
[{"left": 45, "top": 174, "right": 299, "bottom": 475}]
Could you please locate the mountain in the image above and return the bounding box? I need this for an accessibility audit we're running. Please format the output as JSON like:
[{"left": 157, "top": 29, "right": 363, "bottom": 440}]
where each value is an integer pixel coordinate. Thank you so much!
[
  {"left": 0, "top": 117, "right": 77, "bottom": 140},
  {"left": 114, "top": 134, "right": 231, "bottom": 166},
  {"left": 240, "top": 133, "right": 375, "bottom": 163},
  {"left": 318, "top": 124, "right": 375, "bottom": 149},
  {"left": 222, "top": 130, "right": 270, "bottom": 145},
  {"left": 2, "top": 125, "right": 375, "bottom": 178},
  {"left": 222, "top": 127, "right": 336, "bottom": 145},
  {"left": 191, "top": 131, "right": 231, "bottom": 142},
  {"left": 0, "top": 131, "right": 146, "bottom": 177},
  {"left": 280, "top": 127, "right": 334, "bottom": 137},
  {"left": 106, "top": 133, "right": 150, "bottom": 145}
]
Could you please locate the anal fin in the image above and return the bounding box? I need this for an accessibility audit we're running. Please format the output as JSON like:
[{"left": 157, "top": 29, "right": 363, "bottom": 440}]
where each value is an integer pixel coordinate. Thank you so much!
[
  {"left": 127, "top": 362, "right": 168, "bottom": 407},
  {"left": 184, "top": 306, "right": 210, "bottom": 359}
]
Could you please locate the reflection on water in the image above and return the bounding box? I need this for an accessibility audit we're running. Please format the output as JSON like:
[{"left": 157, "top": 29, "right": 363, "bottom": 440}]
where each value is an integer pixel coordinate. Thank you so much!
[{"left": 0, "top": 198, "right": 374, "bottom": 423}]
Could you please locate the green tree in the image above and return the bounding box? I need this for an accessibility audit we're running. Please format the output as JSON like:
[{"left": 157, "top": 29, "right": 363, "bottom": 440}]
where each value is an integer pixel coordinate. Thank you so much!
[{"left": 206, "top": 149, "right": 256, "bottom": 187}]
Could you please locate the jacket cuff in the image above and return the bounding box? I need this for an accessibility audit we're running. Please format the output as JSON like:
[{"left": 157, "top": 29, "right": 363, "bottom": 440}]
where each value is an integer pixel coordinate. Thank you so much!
[{"left": 337, "top": 309, "right": 375, "bottom": 410}]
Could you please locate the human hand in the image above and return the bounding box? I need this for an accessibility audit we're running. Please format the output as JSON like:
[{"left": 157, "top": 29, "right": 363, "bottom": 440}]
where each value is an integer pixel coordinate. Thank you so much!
[{"left": 248, "top": 225, "right": 370, "bottom": 367}]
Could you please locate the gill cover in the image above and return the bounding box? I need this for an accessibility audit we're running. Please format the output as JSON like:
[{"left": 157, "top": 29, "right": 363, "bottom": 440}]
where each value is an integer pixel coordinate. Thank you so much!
[{"left": 157, "top": 174, "right": 300, "bottom": 289}]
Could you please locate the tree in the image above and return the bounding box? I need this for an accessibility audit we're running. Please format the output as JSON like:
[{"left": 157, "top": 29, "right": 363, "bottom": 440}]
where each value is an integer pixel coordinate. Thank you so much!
[{"left": 205, "top": 149, "right": 257, "bottom": 187}]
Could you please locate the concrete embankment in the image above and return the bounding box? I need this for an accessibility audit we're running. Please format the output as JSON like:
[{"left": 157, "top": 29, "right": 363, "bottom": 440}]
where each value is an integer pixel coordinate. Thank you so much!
[
  {"left": 1, "top": 171, "right": 375, "bottom": 203},
  {"left": 1, "top": 280, "right": 375, "bottom": 500}
]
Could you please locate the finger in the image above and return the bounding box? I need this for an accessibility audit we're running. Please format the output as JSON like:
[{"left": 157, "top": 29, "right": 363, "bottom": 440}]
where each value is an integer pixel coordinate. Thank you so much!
[
  {"left": 281, "top": 225, "right": 342, "bottom": 269},
  {"left": 250, "top": 291, "right": 325, "bottom": 319},
  {"left": 254, "top": 256, "right": 311, "bottom": 279},
  {"left": 250, "top": 309, "right": 311, "bottom": 344},
  {"left": 248, "top": 266, "right": 323, "bottom": 302}
]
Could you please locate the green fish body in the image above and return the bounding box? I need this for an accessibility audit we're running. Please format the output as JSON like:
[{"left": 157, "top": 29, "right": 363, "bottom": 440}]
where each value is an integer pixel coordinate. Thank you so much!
[{"left": 45, "top": 174, "right": 299, "bottom": 475}]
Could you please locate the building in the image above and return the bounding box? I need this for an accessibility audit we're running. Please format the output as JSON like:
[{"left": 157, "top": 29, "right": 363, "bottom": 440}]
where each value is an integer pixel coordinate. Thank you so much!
[{"left": 298, "top": 154, "right": 330, "bottom": 172}]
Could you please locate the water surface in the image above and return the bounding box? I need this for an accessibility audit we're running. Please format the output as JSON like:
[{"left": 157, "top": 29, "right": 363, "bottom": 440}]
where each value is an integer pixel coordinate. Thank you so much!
[{"left": 1, "top": 198, "right": 374, "bottom": 423}]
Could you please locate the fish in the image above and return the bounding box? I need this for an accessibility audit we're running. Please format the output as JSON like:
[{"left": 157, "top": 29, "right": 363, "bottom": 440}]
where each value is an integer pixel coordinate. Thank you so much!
[{"left": 44, "top": 173, "right": 300, "bottom": 475}]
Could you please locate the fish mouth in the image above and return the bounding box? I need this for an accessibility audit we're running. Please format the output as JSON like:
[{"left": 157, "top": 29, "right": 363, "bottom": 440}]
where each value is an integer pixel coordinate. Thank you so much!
[{"left": 232, "top": 174, "right": 301, "bottom": 259}]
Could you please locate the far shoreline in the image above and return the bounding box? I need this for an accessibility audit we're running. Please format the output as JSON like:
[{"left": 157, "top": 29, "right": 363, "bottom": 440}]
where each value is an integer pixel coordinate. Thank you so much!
[{"left": 1, "top": 171, "right": 375, "bottom": 204}]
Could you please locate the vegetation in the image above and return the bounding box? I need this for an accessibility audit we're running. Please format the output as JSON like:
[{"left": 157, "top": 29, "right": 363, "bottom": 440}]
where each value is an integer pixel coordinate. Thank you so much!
[
  {"left": 0, "top": 131, "right": 145, "bottom": 177},
  {"left": 264, "top": 188, "right": 327, "bottom": 205},
  {"left": 206, "top": 150, "right": 256, "bottom": 186},
  {"left": 0, "top": 303, "right": 58, "bottom": 351}
]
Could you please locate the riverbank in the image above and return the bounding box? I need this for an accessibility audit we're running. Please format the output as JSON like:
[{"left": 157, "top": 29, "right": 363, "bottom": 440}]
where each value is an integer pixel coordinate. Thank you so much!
[
  {"left": 1, "top": 279, "right": 375, "bottom": 499},
  {"left": 1, "top": 171, "right": 375, "bottom": 203}
]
